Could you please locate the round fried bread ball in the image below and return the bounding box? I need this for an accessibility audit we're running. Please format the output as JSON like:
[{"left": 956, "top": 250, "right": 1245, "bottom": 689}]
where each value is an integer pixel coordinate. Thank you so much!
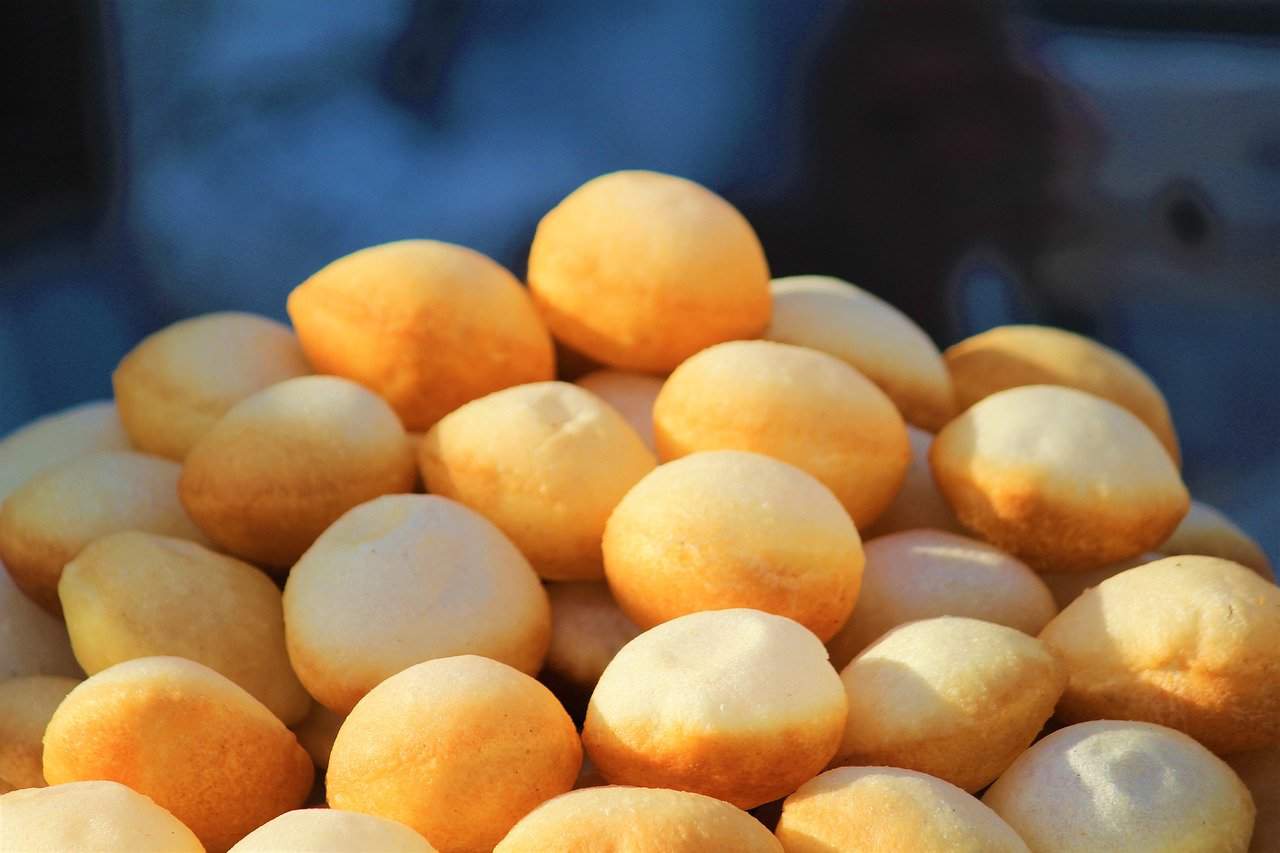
[
  {"left": 603, "top": 451, "right": 863, "bottom": 641},
  {"left": 420, "top": 382, "right": 655, "bottom": 581},
  {"left": 0, "top": 450, "right": 207, "bottom": 614},
  {"left": 179, "top": 375, "right": 416, "bottom": 570},
  {"left": 495, "top": 786, "right": 782, "bottom": 853},
  {"left": 930, "top": 385, "right": 1189, "bottom": 572},
  {"left": 0, "top": 400, "right": 130, "bottom": 504},
  {"left": 1226, "top": 748, "right": 1279, "bottom": 853},
  {"left": 864, "top": 426, "right": 962, "bottom": 538},
  {"left": 0, "top": 676, "right": 79, "bottom": 789},
  {"left": 0, "top": 781, "right": 203, "bottom": 852},
  {"left": 1039, "top": 555, "right": 1280, "bottom": 754},
  {"left": 58, "top": 531, "right": 311, "bottom": 724},
  {"left": 574, "top": 370, "right": 664, "bottom": 450},
  {"left": 943, "top": 324, "right": 1180, "bottom": 464},
  {"left": 826, "top": 530, "right": 1057, "bottom": 670},
  {"left": 42, "top": 657, "right": 313, "bottom": 853},
  {"left": 983, "top": 721, "right": 1255, "bottom": 853},
  {"left": 292, "top": 704, "right": 344, "bottom": 770},
  {"left": 527, "top": 170, "right": 770, "bottom": 373},
  {"left": 544, "top": 581, "right": 641, "bottom": 692},
  {"left": 0, "top": 565, "right": 79, "bottom": 680},
  {"left": 1038, "top": 552, "right": 1159, "bottom": 610},
  {"left": 1161, "top": 500, "right": 1274, "bottom": 579},
  {"left": 835, "top": 616, "right": 1065, "bottom": 792},
  {"left": 653, "top": 340, "right": 909, "bottom": 528},
  {"left": 327, "top": 655, "right": 581, "bottom": 853},
  {"left": 229, "top": 809, "right": 437, "bottom": 852},
  {"left": 582, "top": 609, "right": 848, "bottom": 809},
  {"left": 765, "top": 276, "right": 954, "bottom": 431},
  {"left": 113, "top": 312, "right": 311, "bottom": 460},
  {"left": 284, "top": 494, "right": 550, "bottom": 714},
  {"left": 775, "top": 766, "right": 1029, "bottom": 853}
]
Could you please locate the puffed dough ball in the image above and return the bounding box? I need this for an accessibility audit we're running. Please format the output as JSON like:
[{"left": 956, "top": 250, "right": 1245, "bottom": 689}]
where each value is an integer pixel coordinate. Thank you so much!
[
  {"left": 0, "top": 566, "right": 79, "bottom": 680},
  {"left": 826, "top": 530, "right": 1057, "bottom": 670},
  {"left": 1039, "top": 555, "right": 1280, "bottom": 754},
  {"left": 944, "top": 324, "right": 1180, "bottom": 464},
  {"left": 292, "top": 704, "right": 344, "bottom": 770},
  {"left": 495, "top": 786, "right": 782, "bottom": 853},
  {"left": 1162, "top": 499, "right": 1274, "bottom": 579},
  {"left": 0, "top": 676, "right": 79, "bottom": 789},
  {"left": 574, "top": 369, "right": 664, "bottom": 450},
  {"left": 420, "top": 382, "right": 655, "bottom": 581},
  {"left": 113, "top": 312, "right": 311, "bottom": 460},
  {"left": 179, "top": 375, "right": 416, "bottom": 570},
  {"left": 583, "top": 609, "right": 848, "bottom": 809},
  {"left": 545, "top": 581, "right": 641, "bottom": 691},
  {"left": 766, "top": 276, "right": 954, "bottom": 430},
  {"left": 528, "top": 170, "right": 770, "bottom": 373},
  {"left": 836, "top": 616, "right": 1065, "bottom": 792},
  {"left": 327, "top": 655, "right": 580, "bottom": 853},
  {"left": 0, "top": 781, "right": 204, "bottom": 853},
  {"left": 288, "top": 239, "right": 554, "bottom": 430},
  {"left": 58, "top": 531, "right": 311, "bottom": 724},
  {"left": 1039, "top": 552, "right": 1159, "bottom": 610},
  {"left": 603, "top": 451, "right": 863, "bottom": 641},
  {"left": 930, "top": 385, "right": 1189, "bottom": 572},
  {"left": 1226, "top": 748, "right": 1279, "bottom": 853},
  {"left": 284, "top": 495, "right": 550, "bottom": 714},
  {"left": 983, "top": 721, "right": 1255, "bottom": 853},
  {"left": 229, "top": 809, "right": 438, "bottom": 852},
  {"left": 775, "top": 766, "right": 1030, "bottom": 853},
  {"left": 654, "top": 340, "right": 909, "bottom": 528},
  {"left": 0, "top": 400, "right": 129, "bottom": 504},
  {"left": 865, "top": 426, "right": 962, "bottom": 537},
  {"left": 0, "top": 450, "right": 206, "bottom": 614},
  {"left": 42, "top": 657, "right": 313, "bottom": 853}
]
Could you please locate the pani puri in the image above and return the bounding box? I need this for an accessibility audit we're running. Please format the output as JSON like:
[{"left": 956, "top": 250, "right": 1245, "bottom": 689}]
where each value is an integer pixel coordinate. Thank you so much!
[
  {"left": 826, "top": 530, "right": 1057, "bottom": 670},
  {"left": 775, "top": 766, "right": 1029, "bottom": 853},
  {"left": 864, "top": 426, "right": 962, "bottom": 537},
  {"left": 42, "top": 657, "right": 313, "bottom": 853},
  {"left": 0, "top": 675, "right": 79, "bottom": 789},
  {"left": 0, "top": 565, "right": 79, "bottom": 680},
  {"left": 283, "top": 494, "right": 550, "bottom": 714},
  {"left": 0, "top": 450, "right": 206, "bottom": 614},
  {"left": 327, "top": 655, "right": 580, "bottom": 853},
  {"left": 113, "top": 312, "right": 311, "bottom": 460},
  {"left": 1162, "top": 499, "right": 1274, "bottom": 579},
  {"left": 766, "top": 276, "right": 954, "bottom": 430},
  {"left": 292, "top": 703, "right": 345, "bottom": 770},
  {"left": 527, "top": 170, "right": 770, "bottom": 373},
  {"left": 944, "top": 324, "right": 1180, "bottom": 463},
  {"left": 287, "top": 239, "right": 554, "bottom": 430},
  {"left": 983, "top": 721, "right": 1255, "bottom": 853},
  {"left": 653, "top": 340, "right": 909, "bottom": 528},
  {"left": 835, "top": 616, "right": 1064, "bottom": 791},
  {"left": 0, "top": 400, "right": 129, "bottom": 504},
  {"left": 1226, "top": 747, "right": 1279, "bottom": 853},
  {"left": 602, "top": 451, "right": 863, "bottom": 641},
  {"left": 229, "top": 809, "right": 438, "bottom": 853},
  {"left": 1038, "top": 555, "right": 1280, "bottom": 754},
  {"left": 0, "top": 781, "right": 204, "bottom": 853},
  {"left": 494, "top": 786, "right": 782, "bottom": 853},
  {"left": 58, "top": 531, "right": 311, "bottom": 724},
  {"left": 582, "top": 609, "right": 848, "bottom": 809},
  {"left": 930, "top": 385, "right": 1189, "bottom": 572},
  {"left": 179, "top": 375, "right": 416, "bottom": 570},
  {"left": 1039, "top": 552, "right": 1159, "bottom": 610},
  {"left": 545, "top": 581, "right": 641, "bottom": 691},
  {"left": 574, "top": 369, "right": 664, "bottom": 450}
]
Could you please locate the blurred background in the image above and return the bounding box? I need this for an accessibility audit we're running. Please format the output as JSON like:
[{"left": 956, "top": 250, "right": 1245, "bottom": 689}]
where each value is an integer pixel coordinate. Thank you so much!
[{"left": 2, "top": 0, "right": 1277, "bottom": 560}]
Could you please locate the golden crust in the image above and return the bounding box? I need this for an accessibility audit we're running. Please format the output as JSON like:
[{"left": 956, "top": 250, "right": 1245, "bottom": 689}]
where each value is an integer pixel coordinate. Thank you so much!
[
  {"left": 0, "top": 781, "right": 204, "bottom": 852},
  {"left": 0, "top": 400, "right": 130, "bottom": 504},
  {"left": 0, "top": 675, "right": 79, "bottom": 789}
]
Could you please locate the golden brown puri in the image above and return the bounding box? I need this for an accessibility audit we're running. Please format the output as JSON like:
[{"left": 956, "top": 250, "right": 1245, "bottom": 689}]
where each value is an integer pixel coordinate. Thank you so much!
[
  {"left": 775, "top": 766, "right": 1030, "bottom": 853},
  {"left": 0, "top": 781, "right": 204, "bottom": 852},
  {"left": 582, "top": 609, "right": 848, "bottom": 810},
  {"left": 654, "top": 340, "right": 910, "bottom": 529},
  {"left": 287, "top": 239, "right": 554, "bottom": 431},
  {"left": 58, "top": 531, "right": 311, "bottom": 725},
  {"left": 291, "top": 704, "right": 345, "bottom": 770},
  {"left": 113, "top": 311, "right": 311, "bottom": 460},
  {"left": 42, "top": 657, "right": 313, "bottom": 853},
  {"left": 527, "top": 170, "right": 771, "bottom": 373},
  {"left": 229, "top": 809, "right": 438, "bottom": 852},
  {"left": 327, "top": 655, "right": 580, "bottom": 853},
  {"left": 494, "top": 786, "right": 782, "bottom": 853},
  {"left": 544, "top": 581, "right": 641, "bottom": 691},
  {"left": 0, "top": 450, "right": 207, "bottom": 615},
  {"left": 929, "top": 385, "right": 1189, "bottom": 573},
  {"left": 0, "top": 676, "right": 79, "bottom": 789},
  {"left": 179, "top": 375, "right": 416, "bottom": 571},
  {"left": 1038, "top": 555, "right": 1280, "bottom": 755},
  {"left": 1039, "top": 552, "right": 1160, "bottom": 610},
  {"left": 983, "top": 721, "right": 1255, "bottom": 853},
  {"left": 835, "top": 616, "right": 1065, "bottom": 792},
  {"left": 765, "top": 276, "right": 955, "bottom": 431},
  {"left": 864, "top": 425, "right": 962, "bottom": 538},
  {"left": 1226, "top": 748, "right": 1279, "bottom": 853},
  {"left": 0, "top": 400, "right": 130, "bottom": 504},
  {"left": 1162, "top": 499, "right": 1274, "bottom": 580},
  {"left": 574, "top": 369, "right": 664, "bottom": 450},
  {"left": 943, "top": 324, "right": 1181, "bottom": 464},
  {"left": 0, "top": 564, "right": 80, "bottom": 680},
  {"left": 826, "top": 530, "right": 1057, "bottom": 671},
  {"left": 602, "top": 451, "right": 863, "bottom": 642},
  {"left": 420, "top": 382, "right": 655, "bottom": 582},
  {"left": 283, "top": 495, "right": 550, "bottom": 715}
]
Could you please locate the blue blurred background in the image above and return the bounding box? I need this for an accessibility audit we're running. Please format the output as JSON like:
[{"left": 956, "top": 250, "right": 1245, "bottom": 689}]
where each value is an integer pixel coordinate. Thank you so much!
[{"left": 2, "top": 0, "right": 1277, "bottom": 560}]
